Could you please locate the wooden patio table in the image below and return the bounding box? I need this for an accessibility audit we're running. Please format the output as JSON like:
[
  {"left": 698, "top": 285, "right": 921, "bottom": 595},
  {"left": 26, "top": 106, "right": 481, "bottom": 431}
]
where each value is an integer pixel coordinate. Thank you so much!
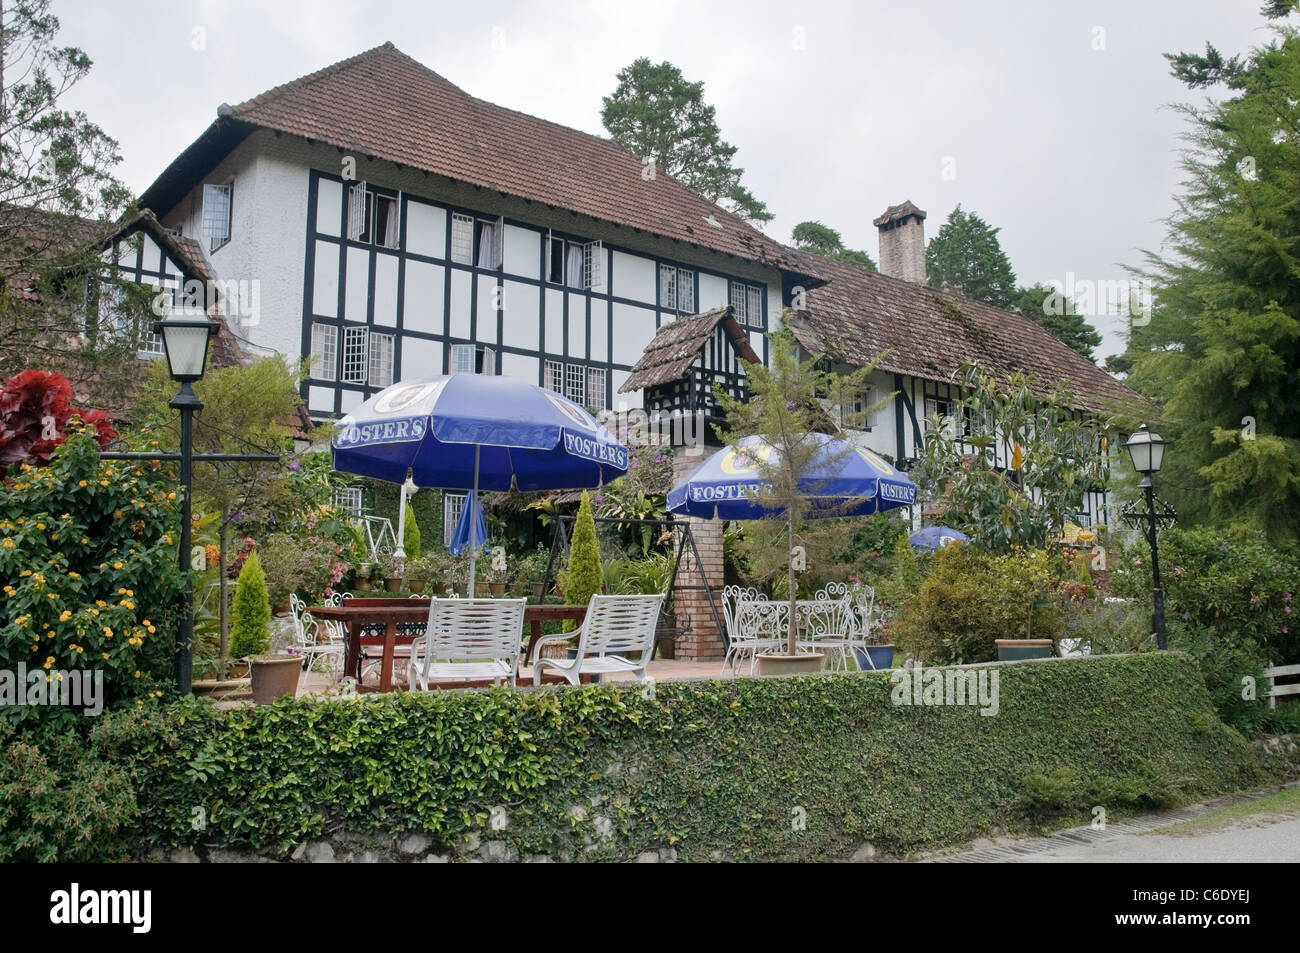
[{"left": 308, "top": 598, "right": 588, "bottom": 692}]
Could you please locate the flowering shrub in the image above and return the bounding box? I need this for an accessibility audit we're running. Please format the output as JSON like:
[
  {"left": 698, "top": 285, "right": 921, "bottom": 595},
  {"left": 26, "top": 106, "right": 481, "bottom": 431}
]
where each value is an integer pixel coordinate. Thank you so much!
[{"left": 0, "top": 432, "right": 182, "bottom": 729}]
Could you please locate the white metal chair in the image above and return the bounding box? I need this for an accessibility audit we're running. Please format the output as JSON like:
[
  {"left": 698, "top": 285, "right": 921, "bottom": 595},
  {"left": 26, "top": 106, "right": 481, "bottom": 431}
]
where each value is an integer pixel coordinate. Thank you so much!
[
  {"left": 532, "top": 594, "right": 664, "bottom": 686},
  {"left": 288, "top": 594, "right": 346, "bottom": 674},
  {"left": 796, "top": 583, "right": 857, "bottom": 670},
  {"left": 845, "top": 585, "right": 881, "bottom": 669},
  {"left": 407, "top": 597, "right": 527, "bottom": 690},
  {"left": 722, "top": 585, "right": 787, "bottom": 674}
]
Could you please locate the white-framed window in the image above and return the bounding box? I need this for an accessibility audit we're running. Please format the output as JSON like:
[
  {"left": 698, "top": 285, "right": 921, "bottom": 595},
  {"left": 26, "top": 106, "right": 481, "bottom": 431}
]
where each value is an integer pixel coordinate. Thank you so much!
[
  {"left": 450, "top": 212, "right": 474, "bottom": 265},
  {"left": 443, "top": 491, "right": 467, "bottom": 547},
  {"left": 140, "top": 329, "right": 165, "bottom": 357},
  {"left": 659, "top": 263, "right": 677, "bottom": 309},
  {"left": 342, "top": 326, "right": 369, "bottom": 383},
  {"left": 544, "top": 358, "right": 564, "bottom": 393},
  {"left": 202, "top": 183, "right": 233, "bottom": 252},
  {"left": 375, "top": 194, "right": 399, "bottom": 248},
  {"left": 451, "top": 343, "right": 495, "bottom": 375},
  {"left": 730, "top": 280, "right": 748, "bottom": 324},
  {"left": 564, "top": 362, "right": 586, "bottom": 407},
  {"left": 476, "top": 216, "right": 503, "bottom": 270},
  {"left": 310, "top": 322, "right": 338, "bottom": 380},
  {"left": 582, "top": 240, "right": 602, "bottom": 290},
  {"left": 747, "top": 285, "right": 763, "bottom": 327},
  {"left": 368, "top": 331, "right": 394, "bottom": 387},
  {"left": 661, "top": 265, "right": 696, "bottom": 313},
  {"left": 925, "top": 396, "right": 960, "bottom": 440},
  {"left": 347, "top": 183, "right": 371, "bottom": 242},
  {"left": 677, "top": 267, "right": 695, "bottom": 313},
  {"left": 332, "top": 487, "right": 364, "bottom": 517},
  {"left": 586, "top": 366, "right": 607, "bottom": 411}
]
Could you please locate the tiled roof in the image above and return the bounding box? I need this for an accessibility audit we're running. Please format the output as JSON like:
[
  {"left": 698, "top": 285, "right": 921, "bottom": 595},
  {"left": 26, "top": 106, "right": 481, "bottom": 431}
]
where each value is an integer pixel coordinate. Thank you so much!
[
  {"left": 787, "top": 254, "right": 1139, "bottom": 413},
  {"left": 218, "top": 42, "right": 810, "bottom": 276},
  {"left": 621, "top": 306, "right": 758, "bottom": 392}
]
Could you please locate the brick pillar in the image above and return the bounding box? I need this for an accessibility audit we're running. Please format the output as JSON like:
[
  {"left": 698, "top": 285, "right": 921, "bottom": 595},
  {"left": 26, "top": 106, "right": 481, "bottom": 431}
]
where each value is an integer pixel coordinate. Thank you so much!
[{"left": 671, "top": 447, "right": 725, "bottom": 660}]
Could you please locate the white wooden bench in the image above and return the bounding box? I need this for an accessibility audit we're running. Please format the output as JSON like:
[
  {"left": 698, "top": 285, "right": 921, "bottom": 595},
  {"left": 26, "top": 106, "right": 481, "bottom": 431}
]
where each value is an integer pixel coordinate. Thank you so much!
[{"left": 1265, "top": 663, "right": 1300, "bottom": 709}]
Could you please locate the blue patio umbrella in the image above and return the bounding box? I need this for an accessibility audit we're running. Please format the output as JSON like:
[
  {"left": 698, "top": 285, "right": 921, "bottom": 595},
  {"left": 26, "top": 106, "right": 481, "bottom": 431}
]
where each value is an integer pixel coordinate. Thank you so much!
[
  {"left": 448, "top": 492, "right": 489, "bottom": 557},
  {"left": 332, "top": 374, "right": 628, "bottom": 595},
  {"left": 909, "top": 525, "right": 969, "bottom": 550},
  {"left": 667, "top": 433, "right": 917, "bottom": 520}
]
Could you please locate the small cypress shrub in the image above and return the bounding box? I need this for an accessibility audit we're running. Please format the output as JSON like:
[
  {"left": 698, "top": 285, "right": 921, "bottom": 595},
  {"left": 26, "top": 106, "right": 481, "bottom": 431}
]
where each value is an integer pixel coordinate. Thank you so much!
[
  {"left": 403, "top": 502, "right": 421, "bottom": 559},
  {"left": 563, "top": 491, "right": 604, "bottom": 631},
  {"left": 230, "top": 549, "right": 271, "bottom": 658}
]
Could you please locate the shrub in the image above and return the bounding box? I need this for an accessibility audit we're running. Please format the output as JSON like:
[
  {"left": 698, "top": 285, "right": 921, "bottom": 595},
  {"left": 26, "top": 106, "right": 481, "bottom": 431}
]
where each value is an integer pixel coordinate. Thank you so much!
[
  {"left": 894, "top": 545, "right": 1060, "bottom": 664},
  {"left": 0, "top": 432, "right": 182, "bottom": 728},
  {"left": 257, "top": 532, "right": 337, "bottom": 608},
  {"left": 94, "top": 653, "right": 1261, "bottom": 860},
  {"left": 0, "top": 726, "right": 137, "bottom": 862},
  {"left": 563, "top": 491, "right": 603, "bottom": 631},
  {"left": 229, "top": 550, "right": 271, "bottom": 659},
  {"left": 403, "top": 503, "right": 421, "bottom": 560}
]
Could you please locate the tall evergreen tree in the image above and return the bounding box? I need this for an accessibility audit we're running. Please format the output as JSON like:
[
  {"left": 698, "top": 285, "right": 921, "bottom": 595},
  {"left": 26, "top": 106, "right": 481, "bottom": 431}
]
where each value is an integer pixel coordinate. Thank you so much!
[
  {"left": 925, "top": 205, "right": 1018, "bottom": 309},
  {"left": 1012, "top": 283, "right": 1102, "bottom": 360},
  {"left": 1124, "top": 4, "right": 1300, "bottom": 542},
  {"left": 791, "top": 220, "right": 876, "bottom": 271},
  {"left": 602, "top": 58, "right": 771, "bottom": 224}
]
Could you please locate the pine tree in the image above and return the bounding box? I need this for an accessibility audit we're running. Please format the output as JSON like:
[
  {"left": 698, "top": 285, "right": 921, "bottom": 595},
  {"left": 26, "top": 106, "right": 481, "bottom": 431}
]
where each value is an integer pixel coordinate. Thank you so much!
[
  {"left": 1123, "top": 10, "right": 1300, "bottom": 542},
  {"left": 230, "top": 549, "right": 271, "bottom": 659},
  {"left": 925, "top": 206, "right": 1018, "bottom": 308},
  {"left": 602, "top": 58, "right": 771, "bottom": 224},
  {"left": 563, "top": 491, "right": 604, "bottom": 632},
  {"left": 1013, "top": 283, "right": 1102, "bottom": 360},
  {"left": 791, "top": 221, "right": 877, "bottom": 271}
]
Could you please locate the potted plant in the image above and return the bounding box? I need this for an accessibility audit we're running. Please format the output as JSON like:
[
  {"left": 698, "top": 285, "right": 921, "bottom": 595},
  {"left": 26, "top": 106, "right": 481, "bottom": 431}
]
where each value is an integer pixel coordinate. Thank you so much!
[
  {"left": 486, "top": 546, "right": 509, "bottom": 596},
  {"left": 251, "top": 649, "right": 303, "bottom": 704},
  {"left": 381, "top": 553, "right": 406, "bottom": 592},
  {"left": 854, "top": 607, "right": 896, "bottom": 671},
  {"left": 996, "top": 595, "right": 1057, "bottom": 660}
]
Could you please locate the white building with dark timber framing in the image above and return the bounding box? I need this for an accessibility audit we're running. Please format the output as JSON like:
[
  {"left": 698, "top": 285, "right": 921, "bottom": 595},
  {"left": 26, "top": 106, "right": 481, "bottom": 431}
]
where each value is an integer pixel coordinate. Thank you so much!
[{"left": 125, "top": 42, "right": 1139, "bottom": 659}]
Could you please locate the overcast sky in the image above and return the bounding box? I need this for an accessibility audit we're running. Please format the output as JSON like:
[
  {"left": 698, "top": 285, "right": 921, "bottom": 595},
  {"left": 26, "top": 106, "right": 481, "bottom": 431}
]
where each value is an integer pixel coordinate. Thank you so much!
[{"left": 54, "top": 0, "right": 1275, "bottom": 361}]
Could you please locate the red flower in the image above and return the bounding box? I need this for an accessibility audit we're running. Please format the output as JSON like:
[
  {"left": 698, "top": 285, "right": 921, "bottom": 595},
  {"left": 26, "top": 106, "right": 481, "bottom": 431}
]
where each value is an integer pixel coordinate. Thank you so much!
[{"left": 0, "top": 370, "right": 115, "bottom": 470}]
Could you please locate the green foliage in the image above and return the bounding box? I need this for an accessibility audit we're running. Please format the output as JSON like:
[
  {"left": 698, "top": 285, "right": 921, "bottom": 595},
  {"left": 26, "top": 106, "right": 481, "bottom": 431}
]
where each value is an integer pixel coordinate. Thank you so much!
[
  {"left": 1119, "top": 16, "right": 1300, "bottom": 543},
  {"left": 0, "top": 0, "right": 138, "bottom": 391},
  {"left": 0, "top": 726, "right": 137, "bottom": 862},
  {"left": 596, "top": 480, "right": 666, "bottom": 556},
  {"left": 0, "top": 432, "right": 182, "bottom": 728},
  {"left": 403, "top": 503, "right": 421, "bottom": 560},
  {"left": 894, "top": 545, "right": 1061, "bottom": 664},
  {"left": 925, "top": 205, "right": 1018, "bottom": 308},
  {"left": 791, "top": 220, "right": 877, "bottom": 271},
  {"left": 1012, "top": 283, "right": 1102, "bottom": 360},
  {"left": 915, "top": 362, "right": 1111, "bottom": 553},
  {"left": 614, "top": 551, "right": 675, "bottom": 596},
  {"left": 563, "top": 492, "right": 603, "bottom": 630},
  {"left": 229, "top": 550, "right": 270, "bottom": 659},
  {"left": 257, "top": 532, "right": 340, "bottom": 608},
  {"left": 92, "top": 654, "right": 1262, "bottom": 860},
  {"left": 601, "top": 57, "right": 771, "bottom": 223}
]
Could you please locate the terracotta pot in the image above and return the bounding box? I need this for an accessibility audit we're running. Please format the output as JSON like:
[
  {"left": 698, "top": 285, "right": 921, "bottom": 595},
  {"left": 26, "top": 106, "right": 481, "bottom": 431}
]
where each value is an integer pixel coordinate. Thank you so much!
[
  {"left": 191, "top": 677, "right": 251, "bottom": 700},
  {"left": 408, "top": 580, "right": 427, "bottom": 594},
  {"left": 756, "top": 653, "right": 826, "bottom": 676},
  {"left": 251, "top": 655, "right": 302, "bottom": 704},
  {"left": 489, "top": 582, "right": 507, "bottom": 596},
  {"left": 384, "top": 577, "right": 404, "bottom": 593}
]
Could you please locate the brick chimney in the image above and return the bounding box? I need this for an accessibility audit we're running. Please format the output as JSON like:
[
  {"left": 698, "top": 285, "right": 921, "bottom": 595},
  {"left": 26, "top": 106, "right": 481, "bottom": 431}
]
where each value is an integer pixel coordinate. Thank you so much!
[{"left": 874, "top": 200, "right": 927, "bottom": 284}]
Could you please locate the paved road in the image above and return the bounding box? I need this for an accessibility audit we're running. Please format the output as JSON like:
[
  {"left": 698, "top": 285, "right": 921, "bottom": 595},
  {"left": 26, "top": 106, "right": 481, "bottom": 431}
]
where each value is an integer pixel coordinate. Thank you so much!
[{"left": 1020, "top": 816, "right": 1300, "bottom": 863}]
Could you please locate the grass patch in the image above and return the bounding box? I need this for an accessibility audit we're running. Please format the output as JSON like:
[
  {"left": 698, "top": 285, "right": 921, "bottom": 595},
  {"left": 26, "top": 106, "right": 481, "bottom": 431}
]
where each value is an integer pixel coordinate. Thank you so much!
[{"left": 1150, "top": 784, "right": 1300, "bottom": 837}]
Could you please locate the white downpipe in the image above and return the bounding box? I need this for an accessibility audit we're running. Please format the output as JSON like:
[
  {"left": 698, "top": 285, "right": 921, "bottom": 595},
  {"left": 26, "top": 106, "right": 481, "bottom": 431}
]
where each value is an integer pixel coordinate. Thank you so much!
[{"left": 467, "top": 445, "right": 480, "bottom": 598}]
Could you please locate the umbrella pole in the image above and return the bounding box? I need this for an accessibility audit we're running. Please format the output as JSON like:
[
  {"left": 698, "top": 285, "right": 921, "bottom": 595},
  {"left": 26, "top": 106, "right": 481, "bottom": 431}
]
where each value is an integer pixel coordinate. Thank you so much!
[{"left": 468, "top": 445, "right": 480, "bottom": 599}]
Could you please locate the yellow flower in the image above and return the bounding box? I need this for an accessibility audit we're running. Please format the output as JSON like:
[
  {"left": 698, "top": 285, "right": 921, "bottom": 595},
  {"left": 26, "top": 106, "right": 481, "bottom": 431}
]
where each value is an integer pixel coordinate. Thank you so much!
[
  {"left": 59, "top": 610, "right": 71, "bottom": 622},
  {"left": 113, "top": 509, "right": 123, "bottom": 520},
  {"left": 133, "top": 670, "right": 141, "bottom": 678},
  {"left": 103, "top": 626, "right": 113, "bottom": 638},
  {"left": 99, "top": 479, "right": 109, "bottom": 487},
  {"left": 78, "top": 480, "right": 87, "bottom": 487},
  {"left": 1, "top": 539, "right": 12, "bottom": 549},
  {"left": 35, "top": 522, "right": 45, "bottom": 531},
  {"left": 68, "top": 571, "right": 79, "bottom": 579},
  {"left": 113, "top": 561, "right": 123, "bottom": 570},
  {"left": 146, "top": 624, "right": 156, "bottom": 634},
  {"left": 102, "top": 653, "right": 110, "bottom": 660}
]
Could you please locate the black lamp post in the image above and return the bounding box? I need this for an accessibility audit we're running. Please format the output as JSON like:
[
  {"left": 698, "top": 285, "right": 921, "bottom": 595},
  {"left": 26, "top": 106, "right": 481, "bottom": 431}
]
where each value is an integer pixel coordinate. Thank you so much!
[
  {"left": 1123, "top": 424, "right": 1171, "bottom": 650},
  {"left": 154, "top": 317, "right": 216, "bottom": 694}
]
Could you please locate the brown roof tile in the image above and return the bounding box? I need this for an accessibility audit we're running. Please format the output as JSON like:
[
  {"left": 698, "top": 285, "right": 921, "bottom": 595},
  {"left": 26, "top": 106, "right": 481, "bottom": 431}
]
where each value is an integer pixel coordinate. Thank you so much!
[
  {"left": 224, "top": 43, "right": 809, "bottom": 275},
  {"left": 621, "top": 306, "right": 758, "bottom": 392},
  {"left": 788, "top": 254, "right": 1139, "bottom": 413}
]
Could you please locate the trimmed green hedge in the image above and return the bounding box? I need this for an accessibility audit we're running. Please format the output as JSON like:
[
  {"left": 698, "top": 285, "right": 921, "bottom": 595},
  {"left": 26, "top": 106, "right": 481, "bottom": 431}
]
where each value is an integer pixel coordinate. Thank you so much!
[{"left": 89, "top": 653, "right": 1261, "bottom": 860}]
